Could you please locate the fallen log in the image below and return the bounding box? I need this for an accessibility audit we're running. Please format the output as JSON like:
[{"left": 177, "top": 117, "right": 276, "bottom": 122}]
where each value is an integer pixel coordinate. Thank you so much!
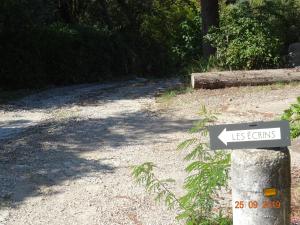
[{"left": 191, "top": 68, "right": 300, "bottom": 89}]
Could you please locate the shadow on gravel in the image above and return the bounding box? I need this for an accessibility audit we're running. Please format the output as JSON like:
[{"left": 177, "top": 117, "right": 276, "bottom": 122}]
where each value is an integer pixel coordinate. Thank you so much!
[
  {"left": 0, "top": 146, "right": 115, "bottom": 208},
  {"left": 0, "top": 110, "right": 196, "bottom": 207},
  {"left": 2, "top": 79, "right": 181, "bottom": 111},
  {"left": 47, "top": 111, "right": 197, "bottom": 148},
  {"left": 0, "top": 120, "right": 34, "bottom": 141}
]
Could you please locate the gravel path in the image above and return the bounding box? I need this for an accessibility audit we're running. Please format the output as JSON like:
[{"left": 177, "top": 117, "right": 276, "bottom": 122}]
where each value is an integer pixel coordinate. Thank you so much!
[{"left": 0, "top": 79, "right": 300, "bottom": 225}]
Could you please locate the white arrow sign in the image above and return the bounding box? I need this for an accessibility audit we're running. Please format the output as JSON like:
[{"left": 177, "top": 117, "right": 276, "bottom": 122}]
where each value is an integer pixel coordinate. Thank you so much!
[{"left": 218, "top": 127, "right": 281, "bottom": 146}]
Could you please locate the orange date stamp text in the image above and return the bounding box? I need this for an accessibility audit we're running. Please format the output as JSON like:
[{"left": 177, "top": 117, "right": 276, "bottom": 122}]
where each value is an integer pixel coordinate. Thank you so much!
[{"left": 234, "top": 200, "right": 281, "bottom": 209}]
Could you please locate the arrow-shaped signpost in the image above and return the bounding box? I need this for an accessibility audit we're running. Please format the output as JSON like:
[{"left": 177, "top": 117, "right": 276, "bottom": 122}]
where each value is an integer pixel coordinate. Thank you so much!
[
  {"left": 208, "top": 120, "right": 291, "bottom": 225},
  {"left": 218, "top": 127, "right": 281, "bottom": 146},
  {"left": 208, "top": 121, "right": 290, "bottom": 150}
]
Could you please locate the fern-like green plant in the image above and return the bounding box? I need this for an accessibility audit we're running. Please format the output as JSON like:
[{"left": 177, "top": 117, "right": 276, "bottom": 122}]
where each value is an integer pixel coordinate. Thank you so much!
[
  {"left": 282, "top": 96, "right": 300, "bottom": 139},
  {"left": 132, "top": 106, "right": 231, "bottom": 225},
  {"left": 132, "top": 162, "right": 178, "bottom": 209}
]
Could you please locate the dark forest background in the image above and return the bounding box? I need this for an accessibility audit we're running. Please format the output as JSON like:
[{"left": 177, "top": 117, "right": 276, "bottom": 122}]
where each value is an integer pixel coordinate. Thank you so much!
[{"left": 1, "top": 0, "right": 300, "bottom": 89}]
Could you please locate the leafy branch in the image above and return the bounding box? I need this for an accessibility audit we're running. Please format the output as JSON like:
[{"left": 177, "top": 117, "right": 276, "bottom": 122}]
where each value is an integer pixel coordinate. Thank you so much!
[
  {"left": 132, "top": 105, "right": 231, "bottom": 225},
  {"left": 132, "top": 162, "right": 179, "bottom": 209},
  {"left": 282, "top": 96, "right": 300, "bottom": 139}
]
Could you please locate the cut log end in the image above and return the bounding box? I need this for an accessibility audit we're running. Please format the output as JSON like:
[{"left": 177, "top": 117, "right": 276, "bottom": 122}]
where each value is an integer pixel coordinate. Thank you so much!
[{"left": 191, "top": 74, "right": 195, "bottom": 89}]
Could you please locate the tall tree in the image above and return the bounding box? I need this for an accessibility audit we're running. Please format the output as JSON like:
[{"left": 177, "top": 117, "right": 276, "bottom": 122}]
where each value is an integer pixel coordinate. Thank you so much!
[{"left": 200, "top": 0, "right": 219, "bottom": 58}]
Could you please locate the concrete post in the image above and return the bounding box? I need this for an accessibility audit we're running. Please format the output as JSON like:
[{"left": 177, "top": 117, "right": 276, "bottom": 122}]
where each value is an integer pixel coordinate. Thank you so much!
[{"left": 231, "top": 148, "right": 291, "bottom": 225}]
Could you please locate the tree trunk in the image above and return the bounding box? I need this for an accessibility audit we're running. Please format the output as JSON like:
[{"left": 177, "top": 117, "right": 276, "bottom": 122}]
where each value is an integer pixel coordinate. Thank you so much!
[
  {"left": 191, "top": 69, "right": 300, "bottom": 89},
  {"left": 200, "top": 0, "right": 219, "bottom": 58}
]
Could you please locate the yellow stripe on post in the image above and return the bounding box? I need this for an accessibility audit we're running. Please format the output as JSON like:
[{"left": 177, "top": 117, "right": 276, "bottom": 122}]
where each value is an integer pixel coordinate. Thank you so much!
[{"left": 263, "top": 188, "right": 278, "bottom": 197}]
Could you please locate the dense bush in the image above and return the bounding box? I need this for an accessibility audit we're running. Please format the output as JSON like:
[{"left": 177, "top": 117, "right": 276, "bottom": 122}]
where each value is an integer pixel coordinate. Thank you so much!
[
  {"left": 0, "top": 0, "right": 201, "bottom": 89},
  {"left": 140, "top": 0, "right": 202, "bottom": 64},
  {"left": 206, "top": 0, "right": 300, "bottom": 70}
]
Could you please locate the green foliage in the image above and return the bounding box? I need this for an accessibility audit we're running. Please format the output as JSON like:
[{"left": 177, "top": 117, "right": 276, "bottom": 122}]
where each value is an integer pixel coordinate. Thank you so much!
[
  {"left": 282, "top": 97, "right": 300, "bottom": 139},
  {"left": 132, "top": 162, "right": 178, "bottom": 209},
  {"left": 2, "top": 0, "right": 300, "bottom": 89},
  {"left": 0, "top": 0, "right": 202, "bottom": 89},
  {"left": 141, "top": 0, "right": 201, "bottom": 63},
  {"left": 186, "top": 56, "right": 221, "bottom": 74},
  {"left": 1, "top": 22, "right": 118, "bottom": 88},
  {"left": 132, "top": 106, "right": 231, "bottom": 225},
  {"left": 206, "top": 0, "right": 300, "bottom": 70},
  {"left": 189, "top": 106, "right": 218, "bottom": 134},
  {"left": 206, "top": 2, "right": 280, "bottom": 70}
]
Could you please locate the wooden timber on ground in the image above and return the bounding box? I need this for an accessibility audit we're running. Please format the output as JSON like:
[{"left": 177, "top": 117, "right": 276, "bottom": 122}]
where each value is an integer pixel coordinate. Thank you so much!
[{"left": 191, "top": 68, "right": 300, "bottom": 89}]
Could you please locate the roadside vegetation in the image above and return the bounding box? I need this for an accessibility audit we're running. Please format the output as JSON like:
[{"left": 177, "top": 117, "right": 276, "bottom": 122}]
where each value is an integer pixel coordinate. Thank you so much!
[
  {"left": 1, "top": 0, "right": 300, "bottom": 90},
  {"left": 136, "top": 89, "right": 300, "bottom": 224},
  {"left": 205, "top": 0, "right": 300, "bottom": 70},
  {"left": 132, "top": 106, "right": 232, "bottom": 225},
  {"left": 283, "top": 96, "right": 300, "bottom": 224},
  {"left": 282, "top": 97, "right": 300, "bottom": 139},
  {"left": 1, "top": 1, "right": 300, "bottom": 224}
]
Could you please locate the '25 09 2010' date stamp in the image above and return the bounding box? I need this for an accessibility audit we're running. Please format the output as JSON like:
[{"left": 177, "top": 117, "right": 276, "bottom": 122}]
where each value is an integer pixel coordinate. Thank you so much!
[{"left": 235, "top": 200, "right": 281, "bottom": 209}]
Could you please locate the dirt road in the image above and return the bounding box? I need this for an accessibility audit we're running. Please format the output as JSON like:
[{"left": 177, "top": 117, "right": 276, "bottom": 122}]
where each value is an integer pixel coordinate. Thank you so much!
[{"left": 1, "top": 79, "right": 300, "bottom": 225}]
